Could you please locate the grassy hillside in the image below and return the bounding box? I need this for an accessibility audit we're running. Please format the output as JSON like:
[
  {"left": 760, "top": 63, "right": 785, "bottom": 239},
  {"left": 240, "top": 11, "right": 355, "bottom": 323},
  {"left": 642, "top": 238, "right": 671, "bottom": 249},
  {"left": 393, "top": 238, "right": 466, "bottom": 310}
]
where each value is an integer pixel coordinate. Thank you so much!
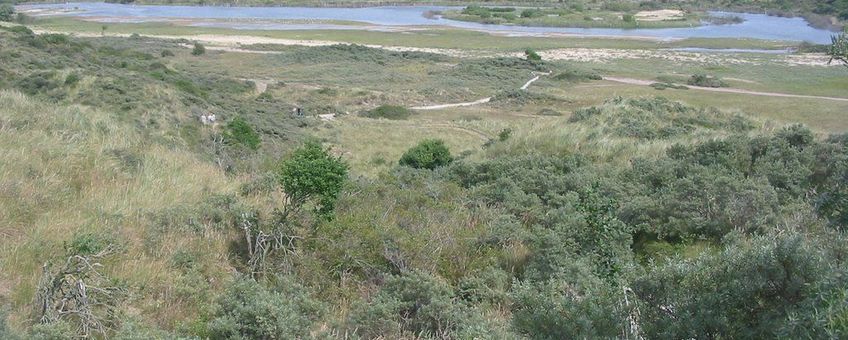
[{"left": 0, "top": 22, "right": 847, "bottom": 339}]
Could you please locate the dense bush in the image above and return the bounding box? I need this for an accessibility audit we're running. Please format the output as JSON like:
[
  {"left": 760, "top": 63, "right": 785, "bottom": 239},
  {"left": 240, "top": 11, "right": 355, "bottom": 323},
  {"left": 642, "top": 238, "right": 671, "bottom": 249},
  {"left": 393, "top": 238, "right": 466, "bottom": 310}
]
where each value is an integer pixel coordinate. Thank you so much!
[
  {"left": 191, "top": 42, "right": 205, "bottom": 56},
  {"left": 349, "top": 270, "right": 465, "bottom": 338},
  {"left": 524, "top": 48, "right": 542, "bottom": 61},
  {"left": 278, "top": 141, "right": 348, "bottom": 216},
  {"left": 224, "top": 117, "right": 261, "bottom": 150},
  {"left": 207, "top": 277, "right": 324, "bottom": 339},
  {"left": 0, "top": 4, "right": 13, "bottom": 22},
  {"left": 399, "top": 139, "right": 453, "bottom": 170}
]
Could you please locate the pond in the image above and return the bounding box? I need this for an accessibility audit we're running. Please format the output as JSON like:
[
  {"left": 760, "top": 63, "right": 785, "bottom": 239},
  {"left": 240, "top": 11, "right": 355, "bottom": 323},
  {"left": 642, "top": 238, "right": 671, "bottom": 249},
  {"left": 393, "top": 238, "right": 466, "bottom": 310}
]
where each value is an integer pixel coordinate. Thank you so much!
[{"left": 18, "top": 3, "right": 838, "bottom": 43}]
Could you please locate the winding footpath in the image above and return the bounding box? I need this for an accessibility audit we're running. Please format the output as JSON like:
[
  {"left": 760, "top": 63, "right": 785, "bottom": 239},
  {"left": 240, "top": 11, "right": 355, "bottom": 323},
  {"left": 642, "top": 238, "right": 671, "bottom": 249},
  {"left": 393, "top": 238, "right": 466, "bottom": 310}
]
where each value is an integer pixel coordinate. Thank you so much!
[{"left": 412, "top": 71, "right": 551, "bottom": 111}]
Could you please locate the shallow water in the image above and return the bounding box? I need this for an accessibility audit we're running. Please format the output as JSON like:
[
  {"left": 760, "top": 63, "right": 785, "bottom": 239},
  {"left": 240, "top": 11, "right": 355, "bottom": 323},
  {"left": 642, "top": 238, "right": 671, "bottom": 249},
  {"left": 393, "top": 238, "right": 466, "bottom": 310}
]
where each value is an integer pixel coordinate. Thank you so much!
[{"left": 18, "top": 3, "right": 838, "bottom": 43}]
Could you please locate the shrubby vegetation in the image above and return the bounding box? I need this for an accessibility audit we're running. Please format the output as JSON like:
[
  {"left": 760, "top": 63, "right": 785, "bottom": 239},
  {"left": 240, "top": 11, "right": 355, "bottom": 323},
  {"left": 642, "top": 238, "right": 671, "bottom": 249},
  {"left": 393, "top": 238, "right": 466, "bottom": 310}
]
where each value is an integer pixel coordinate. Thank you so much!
[
  {"left": 1, "top": 21, "right": 847, "bottom": 340},
  {"left": 399, "top": 139, "right": 453, "bottom": 169},
  {"left": 688, "top": 73, "right": 728, "bottom": 87}
]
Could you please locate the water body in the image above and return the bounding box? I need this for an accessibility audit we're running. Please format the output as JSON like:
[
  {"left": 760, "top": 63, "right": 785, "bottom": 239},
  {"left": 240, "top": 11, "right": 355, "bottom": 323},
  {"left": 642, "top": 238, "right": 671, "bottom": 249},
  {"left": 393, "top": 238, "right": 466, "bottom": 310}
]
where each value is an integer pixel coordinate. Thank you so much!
[{"left": 18, "top": 2, "right": 838, "bottom": 43}]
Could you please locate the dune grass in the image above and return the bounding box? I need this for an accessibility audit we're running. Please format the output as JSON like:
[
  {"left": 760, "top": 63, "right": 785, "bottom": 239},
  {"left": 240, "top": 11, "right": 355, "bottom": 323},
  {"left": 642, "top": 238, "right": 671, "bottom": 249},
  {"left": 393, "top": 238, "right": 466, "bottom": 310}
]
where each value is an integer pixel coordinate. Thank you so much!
[{"left": 0, "top": 90, "right": 238, "bottom": 330}]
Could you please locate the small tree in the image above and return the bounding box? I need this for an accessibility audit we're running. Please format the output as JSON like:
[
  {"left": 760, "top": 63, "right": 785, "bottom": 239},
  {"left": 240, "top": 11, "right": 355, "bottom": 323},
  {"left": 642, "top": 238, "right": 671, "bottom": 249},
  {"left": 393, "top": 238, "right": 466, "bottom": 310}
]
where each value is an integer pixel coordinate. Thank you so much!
[
  {"left": 192, "top": 42, "right": 206, "bottom": 56},
  {"left": 829, "top": 29, "right": 848, "bottom": 68},
  {"left": 525, "top": 48, "right": 542, "bottom": 62},
  {"left": 278, "top": 141, "right": 348, "bottom": 217},
  {"left": 399, "top": 139, "right": 453, "bottom": 170},
  {"left": 0, "top": 4, "right": 14, "bottom": 22}
]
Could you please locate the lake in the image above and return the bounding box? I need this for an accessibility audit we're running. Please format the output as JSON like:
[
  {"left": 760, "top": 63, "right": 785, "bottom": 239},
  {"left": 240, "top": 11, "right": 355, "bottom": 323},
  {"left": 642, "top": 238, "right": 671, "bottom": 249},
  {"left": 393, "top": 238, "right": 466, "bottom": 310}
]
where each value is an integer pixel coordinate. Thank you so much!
[{"left": 18, "top": 2, "right": 838, "bottom": 43}]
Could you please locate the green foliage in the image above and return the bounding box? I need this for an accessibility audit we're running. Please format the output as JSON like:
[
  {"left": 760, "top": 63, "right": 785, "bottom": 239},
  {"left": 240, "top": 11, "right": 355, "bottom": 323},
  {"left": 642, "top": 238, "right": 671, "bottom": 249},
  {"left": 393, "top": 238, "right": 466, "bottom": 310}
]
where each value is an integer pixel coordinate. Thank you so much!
[
  {"left": 0, "top": 4, "right": 13, "bottom": 22},
  {"left": 524, "top": 48, "right": 542, "bottom": 61},
  {"left": 688, "top": 74, "right": 728, "bottom": 87},
  {"left": 64, "top": 73, "right": 80, "bottom": 86},
  {"left": 64, "top": 232, "right": 113, "bottom": 256},
  {"left": 191, "top": 42, "right": 205, "bottom": 56},
  {"left": 360, "top": 104, "right": 414, "bottom": 120},
  {"left": 511, "top": 272, "right": 627, "bottom": 338},
  {"left": 399, "top": 139, "right": 453, "bottom": 170},
  {"left": 207, "top": 277, "right": 324, "bottom": 339},
  {"left": 224, "top": 117, "right": 261, "bottom": 150},
  {"left": 622, "top": 13, "right": 636, "bottom": 23},
  {"left": 830, "top": 30, "right": 848, "bottom": 67},
  {"left": 160, "top": 49, "right": 174, "bottom": 57},
  {"left": 349, "top": 270, "right": 466, "bottom": 338},
  {"left": 278, "top": 141, "right": 348, "bottom": 216},
  {"left": 634, "top": 231, "right": 848, "bottom": 338},
  {"left": 552, "top": 68, "right": 602, "bottom": 83}
]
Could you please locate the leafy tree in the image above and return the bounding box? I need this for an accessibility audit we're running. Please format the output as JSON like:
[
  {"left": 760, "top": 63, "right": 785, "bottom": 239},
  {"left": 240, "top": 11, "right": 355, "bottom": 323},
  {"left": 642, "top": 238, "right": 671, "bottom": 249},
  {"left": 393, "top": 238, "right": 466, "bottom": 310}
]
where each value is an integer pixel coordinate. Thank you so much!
[
  {"left": 0, "top": 4, "right": 13, "bottom": 22},
  {"left": 278, "top": 141, "right": 348, "bottom": 216},
  {"left": 399, "top": 139, "right": 453, "bottom": 170},
  {"left": 224, "top": 117, "right": 261, "bottom": 150},
  {"left": 207, "top": 277, "right": 324, "bottom": 339},
  {"left": 192, "top": 42, "right": 206, "bottom": 56}
]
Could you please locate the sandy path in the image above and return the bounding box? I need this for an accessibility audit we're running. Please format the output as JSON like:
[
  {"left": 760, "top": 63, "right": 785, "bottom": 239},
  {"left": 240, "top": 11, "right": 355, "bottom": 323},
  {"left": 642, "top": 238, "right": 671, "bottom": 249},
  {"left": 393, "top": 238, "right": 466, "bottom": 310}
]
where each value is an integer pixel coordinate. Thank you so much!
[
  {"left": 411, "top": 97, "right": 492, "bottom": 110},
  {"left": 604, "top": 77, "right": 848, "bottom": 102},
  {"left": 520, "top": 72, "right": 552, "bottom": 90},
  {"left": 412, "top": 72, "right": 550, "bottom": 110}
]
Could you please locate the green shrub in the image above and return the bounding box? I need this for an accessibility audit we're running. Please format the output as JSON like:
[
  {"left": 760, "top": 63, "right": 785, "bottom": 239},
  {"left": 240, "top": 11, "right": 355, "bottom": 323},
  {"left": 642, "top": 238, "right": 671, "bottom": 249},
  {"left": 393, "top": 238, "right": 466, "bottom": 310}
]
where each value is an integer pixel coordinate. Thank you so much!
[
  {"left": 553, "top": 68, "right": 602, "bottom": 82},
  {"left": 64, "top": 232, "right": 112, "bottom": 256},
  {"left": 688, "top": 74, "right": 727, "bottom": 87},
  {"left": 524, "top": 48, "right": 542, "bottom": 61},
  {"left": 349, "top": 270, "right": 465, "bottom": 338},
  {"left": 360, "top": 105, "right": 415, "bottom": 120},
  {"left": 64, "top": 73, "right": 80, "bottom": 86},
  {"left": 224, "top": 117, "right": 261, "bottom": 150},
  {"left": 520, "top": 9, "right": 543, "bottom": 18},
  {"left": 278, "top": 141, "right": 348, "bottom": 216},
  {"left": 160, "top": 49, "right": 174, "bottom": 57},
  {"left": 0, "top": 4, "right": 14, "bottom": 22},
  {"left": 191, "top": 42, "right": 205, "bottom": 56},
  {"left": 399, "top": 139, "right": 453, "bottom": 170},
  {"left": 622, "top": 14, "right": 636, "bottom": 23},
  {"left": 207, "top": 277, "right": 324, "bottom": 339}
]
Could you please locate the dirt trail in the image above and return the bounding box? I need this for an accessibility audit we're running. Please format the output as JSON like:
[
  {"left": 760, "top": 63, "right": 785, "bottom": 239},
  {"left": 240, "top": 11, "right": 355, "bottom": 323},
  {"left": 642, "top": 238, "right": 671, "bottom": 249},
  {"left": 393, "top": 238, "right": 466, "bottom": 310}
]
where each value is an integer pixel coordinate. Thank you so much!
[
  {"left": 413, "top": 71, "right": 549, "bottom": 110},
  {"left": 603, "top": 77, "right": 848, "bottom": 102}
]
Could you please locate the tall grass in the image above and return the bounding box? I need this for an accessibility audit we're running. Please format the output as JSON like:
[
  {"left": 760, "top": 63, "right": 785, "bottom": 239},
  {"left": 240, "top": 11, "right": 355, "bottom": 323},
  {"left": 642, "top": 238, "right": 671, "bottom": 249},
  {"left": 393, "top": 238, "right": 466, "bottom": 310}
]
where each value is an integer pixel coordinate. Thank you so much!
[{"left": 0, "top": 90, "right": 236, "bottom": 331}]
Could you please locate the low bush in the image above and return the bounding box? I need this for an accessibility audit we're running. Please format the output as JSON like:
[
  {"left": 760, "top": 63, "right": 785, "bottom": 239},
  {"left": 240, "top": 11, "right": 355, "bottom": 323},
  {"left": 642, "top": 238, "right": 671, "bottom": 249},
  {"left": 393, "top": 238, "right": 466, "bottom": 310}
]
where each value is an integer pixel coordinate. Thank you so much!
[
  {"left": 191, "top": 42, "right": 205, "bottom": 56},
  {"left": 524, "top": 48, "right": 542, "bottom": 61},
  {"left": 688, "top": 74, "right": 727, "bottom": 87},
  {"left": 207, "top": 277, "right": 324, "bottom": 339},
  {"left": 224, "top": 117, "right": 261, "bottom": 150},
  {"left": 0, "top": 4, "right": 14, "bottom": 22},
  {"left": 399, "top": 139, "right": 453, "bottom": 170},
  {"left": 552, "top": 68, "right": 602, "bottom": 82}
]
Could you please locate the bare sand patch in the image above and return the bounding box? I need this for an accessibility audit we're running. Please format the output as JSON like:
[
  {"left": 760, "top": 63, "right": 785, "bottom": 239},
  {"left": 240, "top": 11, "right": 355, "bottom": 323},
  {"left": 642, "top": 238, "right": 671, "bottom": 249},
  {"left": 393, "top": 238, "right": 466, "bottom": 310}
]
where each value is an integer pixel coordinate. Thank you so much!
[{"left": 635, "top": 10, "right": 686, "bottom": 22}]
